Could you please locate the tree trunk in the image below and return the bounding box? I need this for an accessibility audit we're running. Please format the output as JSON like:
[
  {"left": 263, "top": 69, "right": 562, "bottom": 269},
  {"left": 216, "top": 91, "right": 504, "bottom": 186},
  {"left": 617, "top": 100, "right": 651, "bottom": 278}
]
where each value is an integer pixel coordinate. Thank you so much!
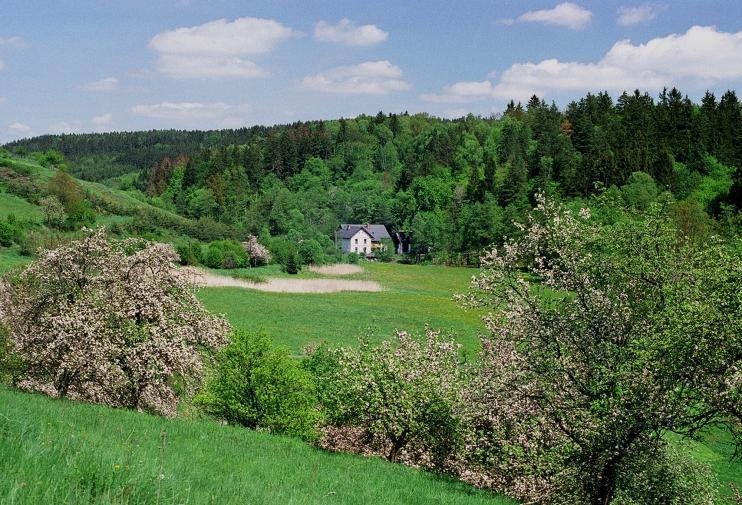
[
  {"left": 592, "top": 455, "right": 620, "bottom": 505},
  {"left": 387, "top": 431, "right": 408, "bottom": 462}
]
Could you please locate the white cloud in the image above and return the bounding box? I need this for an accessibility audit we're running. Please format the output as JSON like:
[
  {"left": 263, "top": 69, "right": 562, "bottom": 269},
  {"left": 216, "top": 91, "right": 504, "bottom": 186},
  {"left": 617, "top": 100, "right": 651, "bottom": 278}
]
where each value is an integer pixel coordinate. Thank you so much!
[
  {"left": 130, "top": 101, "right": 249, "bottom": 121},
  {"left": 0, "top": 36, "right": 28, "bottom": 48},
  {"left": 426, "top": 26, "right": 742, "bottom": 104},
  {"left": 155, "top": 54, "right": 269, "bottom": 80},
  {"left": 49, "top": 121, "right": 81, "bottom": 135},
  {"left": 149, "top": 17, "right": 298, "bottom": 80},
  {"left": 443, "top": 108, "right": 471, "bottom": 119},
  {"left": 421, "top": 80, "right": 497, "bottom": 103},
  {"left": 617, "top": 4, "right": 664, "bottom": 26},
  {"left": 92, "top": 113, "right": 113, "bottom": 127},
  {"left": 84, "top": 77, "right": 119, "bottom": 92},
  {"left": 314, "top": 19, "right": 388, "bottom": 46},
  {"left": 8, "top": 122, "right": 31, "bottom": 134},
  {"left": 514, "top": 2, "right": 592, "bottom": 30},
  {"left": 301, "top": 60, "right": 411, "bottom": 95}
]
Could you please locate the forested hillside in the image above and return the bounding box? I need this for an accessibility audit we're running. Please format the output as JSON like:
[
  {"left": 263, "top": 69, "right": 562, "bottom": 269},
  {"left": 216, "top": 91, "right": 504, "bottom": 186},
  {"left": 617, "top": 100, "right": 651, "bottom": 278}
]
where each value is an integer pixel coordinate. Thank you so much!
[{"left": 5, "top": 88, "right": 741, "bottom": 261}]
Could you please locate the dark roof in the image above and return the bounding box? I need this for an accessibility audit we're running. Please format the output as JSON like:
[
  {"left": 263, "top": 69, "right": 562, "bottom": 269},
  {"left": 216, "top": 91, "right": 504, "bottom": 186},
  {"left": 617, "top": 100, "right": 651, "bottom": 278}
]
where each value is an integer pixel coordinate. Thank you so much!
[
  {"left": 337, "top": 225, "right": 374, "bottom": 240},
  {"left": 338, "top": 224, "right": 391, "bottom": 241}
]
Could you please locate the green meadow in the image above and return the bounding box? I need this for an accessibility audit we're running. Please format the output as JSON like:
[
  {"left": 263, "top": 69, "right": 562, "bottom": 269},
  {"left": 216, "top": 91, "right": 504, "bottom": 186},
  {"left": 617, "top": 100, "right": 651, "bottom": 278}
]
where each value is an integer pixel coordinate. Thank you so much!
[
  {"left": 0, "top": 386, "right": 513, "bottom": 505},
  {"left": 198, "top": 262, "right": 486, "bottom": 355}
]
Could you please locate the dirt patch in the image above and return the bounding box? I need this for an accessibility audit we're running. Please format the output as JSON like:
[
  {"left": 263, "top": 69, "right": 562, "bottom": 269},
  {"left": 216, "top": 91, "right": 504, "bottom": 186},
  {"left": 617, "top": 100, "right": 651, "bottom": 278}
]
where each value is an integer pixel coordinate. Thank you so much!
[
  {"left": 308, "top": 264, "right": 364, "bottom": 275},
  {"left": 185, "top": 268, "right": 381, "bottom": 293}
]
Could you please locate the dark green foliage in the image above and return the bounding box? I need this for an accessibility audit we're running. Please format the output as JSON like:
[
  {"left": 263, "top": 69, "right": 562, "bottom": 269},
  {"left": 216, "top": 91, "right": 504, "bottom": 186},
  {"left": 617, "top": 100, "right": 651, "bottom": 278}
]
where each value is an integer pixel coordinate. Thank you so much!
[
  {"left": 376, "top": 239, "right": 395, "bottom": 262},
  {"left": 298, "top": 239, "right": 324, "bottom": 265},
  {"left": 195, "top": 330, "right": 321, "bottom": 441},
  {"left": 284, "top": 249, "right": 301, "bottom": 274},
  {"left": 4, "top": 87, "right": 741, "bottom": 262},
  {"left": 204, "top": 240, "right": 247, "bottom": 269},
  {"left": 0, "top": 326, "right": 25, "bottom": 385},
  {"left": 175, "top": 240, "right": 204, "bottom": 266}
]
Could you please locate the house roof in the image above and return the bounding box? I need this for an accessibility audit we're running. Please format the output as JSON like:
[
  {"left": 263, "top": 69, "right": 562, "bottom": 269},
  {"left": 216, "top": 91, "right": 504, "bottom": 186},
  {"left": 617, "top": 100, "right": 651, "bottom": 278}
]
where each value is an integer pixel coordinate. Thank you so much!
[
  {"left": 338, "top": 224, "right": 391, "bottom": 241},
  {"left": 337, "top": 225, "right": 374, "bottom": 240}
]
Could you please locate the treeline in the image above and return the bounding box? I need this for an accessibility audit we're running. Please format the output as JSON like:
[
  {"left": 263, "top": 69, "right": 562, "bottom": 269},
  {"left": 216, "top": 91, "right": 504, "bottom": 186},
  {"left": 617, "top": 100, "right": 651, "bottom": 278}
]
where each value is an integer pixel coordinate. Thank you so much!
[{"left": 5, "top": 88, "right": 741, "bottom": 257}]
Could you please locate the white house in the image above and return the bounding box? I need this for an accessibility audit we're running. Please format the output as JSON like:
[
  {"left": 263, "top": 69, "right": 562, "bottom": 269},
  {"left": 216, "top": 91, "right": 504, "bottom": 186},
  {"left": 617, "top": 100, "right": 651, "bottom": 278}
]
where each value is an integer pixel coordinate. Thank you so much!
[{"left": 337, "top": 224, "right": 392, "bottom": 256}]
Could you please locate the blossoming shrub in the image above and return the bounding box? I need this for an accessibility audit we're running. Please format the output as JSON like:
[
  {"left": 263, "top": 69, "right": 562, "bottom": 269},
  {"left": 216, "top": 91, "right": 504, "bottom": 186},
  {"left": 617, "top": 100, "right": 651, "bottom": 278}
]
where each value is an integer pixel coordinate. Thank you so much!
[
  {"left": 242, "top": 235, "right": 272, "bottom": 266},
  {"left": 195, "top": 330, "right": 321, "bottom": 441},
  {"left": 0, "top": 228, "right": 230, "bottom": 417},
  {"left": 461, "top": 195, "right": 740, "bottom": 504},
  {"left": 307, "top": 329, "right": 468, "bottom": 470}
]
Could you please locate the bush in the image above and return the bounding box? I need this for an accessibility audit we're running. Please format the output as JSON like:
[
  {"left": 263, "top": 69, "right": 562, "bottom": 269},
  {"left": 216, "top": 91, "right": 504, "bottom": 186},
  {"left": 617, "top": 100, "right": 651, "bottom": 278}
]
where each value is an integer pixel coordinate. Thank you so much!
[
  {"left": 0, "top": 228, "right": 230, "bottom": 417},
  {"left": 204, "top": 240, "right": 247, "bottom": 269},
  {"left": 285, "top": 250, "right": 301, "bottom": 274},
  {"left": 175, "top": 240, "right": 204, "bottom": 266},
  {"left": 310, "top": 329, "right": 466, "bottom": 468},
  {"left": 612, "top": 442, "right": 719, "bottom": 505},
  {"left": 0, "top": 326, "right": 25, "bottom": 386},
  {"left": 298, "top": 239, "right": 323, "bottom": 265},
  {"left": 195, "top": 330, "right": 321, "bottom": 441},
  {"left": 346, "top": 252, "right": 360, "bottom": 264},
  {"left": 375, "top": 239, "right": 395, "bottom": 262}
]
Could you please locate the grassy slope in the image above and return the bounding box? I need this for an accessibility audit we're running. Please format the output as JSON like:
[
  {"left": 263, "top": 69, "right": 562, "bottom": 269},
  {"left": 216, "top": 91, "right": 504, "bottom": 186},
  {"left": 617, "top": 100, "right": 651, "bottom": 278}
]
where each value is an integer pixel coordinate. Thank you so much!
[
  {"left": 198, "top": 262, "right": 485, "bottom": 355},
  {"left": 0, "top": 387, "right": 512, "bottom": 505}
]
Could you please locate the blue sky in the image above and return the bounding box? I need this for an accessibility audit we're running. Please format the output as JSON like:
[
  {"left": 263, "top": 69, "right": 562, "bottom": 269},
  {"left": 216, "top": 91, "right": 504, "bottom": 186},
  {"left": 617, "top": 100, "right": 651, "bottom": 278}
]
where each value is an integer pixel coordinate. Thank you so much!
[{"left": 2, "top": 0, "right": 742, "bottom": 141}]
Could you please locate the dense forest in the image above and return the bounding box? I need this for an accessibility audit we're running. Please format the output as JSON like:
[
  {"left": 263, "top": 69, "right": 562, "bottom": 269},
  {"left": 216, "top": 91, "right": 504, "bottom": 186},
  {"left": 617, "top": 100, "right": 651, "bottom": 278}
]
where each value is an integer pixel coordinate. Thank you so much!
[{"left": 5, "top": 88, "right": 741, "bottom": 262}]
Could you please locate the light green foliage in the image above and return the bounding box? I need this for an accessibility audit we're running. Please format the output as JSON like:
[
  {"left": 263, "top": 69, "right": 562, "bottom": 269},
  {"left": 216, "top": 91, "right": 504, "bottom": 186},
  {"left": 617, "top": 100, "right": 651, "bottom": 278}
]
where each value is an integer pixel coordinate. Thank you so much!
[
  {"left": 620, "top": 171, "right": 659, "bottom": 210},
  {"left": 196, "top": 331, "right": 321, "bottom": 441},
  {"left": 612, "top": 442, "right": 719, "bottom": 505},
  {"left": 690, "top": 156, "right": 734, "bottom": 209}
]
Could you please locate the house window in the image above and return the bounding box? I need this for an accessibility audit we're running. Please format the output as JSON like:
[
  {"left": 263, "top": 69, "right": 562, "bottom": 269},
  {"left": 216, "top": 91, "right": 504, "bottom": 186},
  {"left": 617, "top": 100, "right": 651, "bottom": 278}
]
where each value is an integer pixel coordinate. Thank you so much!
[
  {"left": 363, "top": 247, "right": 367, "bottom": 253},
  {"left": 364, "top": 238, "right": 367, "bottom": 244},
  {"left": 355, "top": 238, "right": 358, "bottom": 244}
]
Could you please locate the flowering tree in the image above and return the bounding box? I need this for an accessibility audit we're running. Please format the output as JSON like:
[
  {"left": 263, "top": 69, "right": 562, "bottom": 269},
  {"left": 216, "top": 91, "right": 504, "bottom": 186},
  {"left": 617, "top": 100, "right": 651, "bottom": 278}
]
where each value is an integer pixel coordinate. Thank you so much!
[
  {"left": 462, "top": 196, "right": 741, "bottom": 504},
  {"left": 0, "top": 228, "right": 230, "bottom": 417},
  {"left": 242, "top": 235, "right": 272, "bottom": 266},
  {"left": 309, "top": 328, "right": 467, "bottom": 469}
]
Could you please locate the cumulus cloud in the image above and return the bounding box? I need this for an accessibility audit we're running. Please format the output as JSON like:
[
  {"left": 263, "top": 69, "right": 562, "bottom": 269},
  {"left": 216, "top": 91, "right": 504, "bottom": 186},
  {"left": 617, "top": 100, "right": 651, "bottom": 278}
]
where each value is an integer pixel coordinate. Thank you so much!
[
  {"left": 8, "top": 122, "right": 31, "bottom": 134},
  {"left": 130, "top": 101, "right": 249, "bottom": 121},
  {"left": 0, "top": 36, "right": 28, "bottom": 48},
  {"left": 301, "top": 60, "right": 411, "bottom": 95},
  {"left": 504, "top": 2, "right": 592, "bottom": 30},
  {"left": 92, "top": 113, "right": 113, "bottom": 127},
  {"left": 617, "top": 4, "right": 664, "bottom": 26},
  {"left": 314, "top": 18, "right": 388, "bottom": 46},
  {"left": 428, "top": 26, "right": 742, "bottom": 103},
  {"left": 155, "top": 54, "right": 268, "bottom": 80},
  {"left": 84, "top": 77, "right": 119, "bottom": 92},
  {"left": 149, "top": 17, "right": 298, "bottom": 79},
  {"left": 49, "top": 121, "right": 81, "bottom": 135},
  {"left": 421, "top": 81, "right": 497, "bottom": 103}
]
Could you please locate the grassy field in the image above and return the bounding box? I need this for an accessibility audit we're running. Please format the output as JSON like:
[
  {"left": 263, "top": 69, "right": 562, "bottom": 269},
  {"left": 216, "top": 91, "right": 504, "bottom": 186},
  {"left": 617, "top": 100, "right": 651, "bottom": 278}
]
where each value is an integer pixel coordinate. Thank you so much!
[
  {"left": 198, "top": 262, "right": 486, "bottom": 355},
  {"left": 0, "top": 193, "right": 43, "bottom": 220},
  {"left": 0, "top": 387, "right": 513, "bottom": 505}
]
